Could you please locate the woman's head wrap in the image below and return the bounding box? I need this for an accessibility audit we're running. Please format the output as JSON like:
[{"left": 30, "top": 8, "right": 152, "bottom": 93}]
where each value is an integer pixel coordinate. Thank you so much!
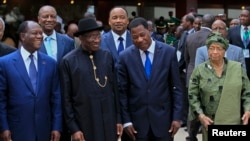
[{"left": 206, "top": 32, "right": 229, "bottom": 50}]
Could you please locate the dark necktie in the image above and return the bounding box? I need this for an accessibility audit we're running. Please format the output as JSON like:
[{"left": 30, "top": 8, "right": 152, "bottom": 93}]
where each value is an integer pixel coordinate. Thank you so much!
[
  {"left": 29, "top": 54, "right": 37, "bottom": 92},
  {"left": 144, "top": 51, "right": 152, "bottom": 79},
  {"left": 117, "top": 37, "right": 124, "bottom": 55},
  {"left": 244, "top": 27, "right": 249, "bottom": 47}
]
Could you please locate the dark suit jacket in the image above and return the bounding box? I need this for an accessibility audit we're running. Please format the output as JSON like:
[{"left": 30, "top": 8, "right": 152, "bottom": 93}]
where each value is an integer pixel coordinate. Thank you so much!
[
  {"left": 184, "top": 28, "right": 211, "bottom": 86},
  {"left": 100, "top": 30, "right": 133, "bottom": 64},
  {"left": 39, "top": 32, "right": 75, "bottom": 64},
  {"left": 0, "top": 42, "right": 16, "bottom": 57},
  {"left": 118, "top": 41, "right": 183, "bottom": 139},
  {"left": 177, "top": 31, "right": 189, "bottom": 71},
  {"left": 0, "top": 50, "right": 62, "bottom": 141},
  {"left": 151, "top": 32, "right": 164, "bottom": 43},
  {"left": 228, "top": 25, "right": 250, "bottom": 78}
]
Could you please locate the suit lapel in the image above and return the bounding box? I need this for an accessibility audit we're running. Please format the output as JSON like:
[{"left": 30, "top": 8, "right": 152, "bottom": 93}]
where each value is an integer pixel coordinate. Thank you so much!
[
  {"left": 36, "top": 52, "right": 46, "bottom": 94},
  {"left": 56, "top": 33, "right": 64, "bottom": 61},
  {"left": 125, "top": 31, "right": 133, "bottom": 48},
  {"left": 107, "top": 32, "right": 119, "bottom": 60},
  {"left": 132, "top": 47, "right": 147, "bottom": 79},
  {"left": 150, "top": 42, "right": 162, "bottom": 80},
  {"left": 40, "top": 42, "right": 47, "bottom": 54},
  {"left": 13, "top": 50, "right": 35, "bottom": 93},
  {"left": 236, "top": 26, "right": 245, "bottom": 48}
]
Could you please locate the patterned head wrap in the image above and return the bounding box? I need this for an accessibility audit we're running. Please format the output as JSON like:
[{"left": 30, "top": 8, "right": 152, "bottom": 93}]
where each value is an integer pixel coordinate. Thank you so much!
[{"left": 206, "top": 32, "right": 229, "bottom": 50}]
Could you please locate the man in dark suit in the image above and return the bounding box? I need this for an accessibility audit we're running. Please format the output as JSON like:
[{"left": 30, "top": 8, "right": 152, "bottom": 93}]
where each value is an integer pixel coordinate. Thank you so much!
[
  {"left": 177, "top": 14, "right": 195, "bottom": 127},
  {"left": 147, "top": 20, "right": 165, "bottom": 42},
  {"left": 37, "top": 5, "right": 75, "bottom": 141},
  {"left": 37, "top": 5, "right": 75, "bottom": 65},
  {"left": 100, "top": 7, "right": 133, "bottom": 64},
  {"left": 118, "top": 17, "right": 183, "bottom": 141},
  {"left": 0, "top": 21, "right": 62, "bottom": 141},
  {"left": 0, "top": 17, "right": 16, "bottom": 56},
  {"left": 228, "top": 7, "right": 250, "bottom": 79}
]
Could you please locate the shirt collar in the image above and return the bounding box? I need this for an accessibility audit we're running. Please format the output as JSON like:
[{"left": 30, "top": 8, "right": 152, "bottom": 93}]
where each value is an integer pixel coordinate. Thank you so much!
[
  {"left": 139, "top": 39, "right": 155, "bottom": 55},
  {"left": 43, "top": 30, "right": 57, "bottom": 41},
  {"left": 111, "top": 30, "right": 127, "bottom": 42},
  {"left": 20, "top": 46, "right": 38, "bottom": 60}
]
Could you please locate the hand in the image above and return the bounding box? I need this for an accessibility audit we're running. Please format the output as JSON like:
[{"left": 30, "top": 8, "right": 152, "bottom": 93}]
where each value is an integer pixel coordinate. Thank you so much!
[
  {"left": 198, "top": 114, "right": 213, "bottom": 130},
  {"left": 242, "top": 111, "right": 250, "bottom": 125},
  {"left": 72, "top": 131, "right": 85, "bottom": 141},
  {"left": 124, "top": 125, "right": 137, "bottom": 141},
  {"left": 50, "top": 131, "right": 60, "bottom": 141},
  {"left": 116, "top": 123, "right": 123, "bottom": 140},
  {"left": 0, "top": 130, "right": 11, "bottom": 141},
  {"left": 168, "top": 120, "right": 181, "bottom": 137}
]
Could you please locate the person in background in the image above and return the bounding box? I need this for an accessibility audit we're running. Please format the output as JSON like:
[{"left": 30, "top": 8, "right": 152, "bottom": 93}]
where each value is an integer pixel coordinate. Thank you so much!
[
  {"left": 228, "top": 7, "right": 250, "bottom": 79},
  {"left": 37, "top": 5, "right": 75, "bottom": 141},
  {"left": 60, "top": 17, "right": 122, "bottom": 141},
  {"left": 0, "top": 17, "right": 16, "bottom": 56},
  {"left": 195, "top": 20, "right": 245, "bottom": 69},
  {"left": 229, "top": 18, "right": 240, "bottom": 28},
  {"left": 165, "top": 17, "right": 181, "bottom": 46},
  {"left": 0, "top": 20, "right": 62, "bottom": 141},
  {"left": 173, "top": 25, "right": 184, "bottom": 49},
  {"left": 177, "top": 13, "right": 195, "bottom": 129},
  {"left": 193, "top": 16, "right": 202, "bottom": 32},
  {"left": 37, "top": 5, "right": 75, "bottom": 64},
  {"left": 100, "top": 6, "right": 133, "bottom": 64},
  {"left": 118, "top": 17, "right": 183, "bottom": 141},
  {"left": 148, "top": 20, "right": 165, "bottom": 42},
  {"left": 65, "top": 22, "right": 80, "bottom": 48},
  {"left": 188, "top": 32, "right": 250, "bottom": 141}
]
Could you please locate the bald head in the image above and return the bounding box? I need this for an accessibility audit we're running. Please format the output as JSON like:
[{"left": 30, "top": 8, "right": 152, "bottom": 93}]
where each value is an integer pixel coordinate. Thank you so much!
[
  {"left": 202, "top": 14, "right": 215, "bottom": 28},
  {"left": 211, "top": 20, "right": 227, "bottom": 37}
]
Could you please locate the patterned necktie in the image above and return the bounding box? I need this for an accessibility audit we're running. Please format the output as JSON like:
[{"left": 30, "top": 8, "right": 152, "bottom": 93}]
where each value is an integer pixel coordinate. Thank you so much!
[
  {"left": 244, "top": 27, "right": 249, "bottom": 47},
  {"left": 144, "top": 51, "right": 152, "bottom": 79},
  {"left": 29, "top": 54, "right": 37, "bottom": 92},
  {"left": 117, "top": 37, "right": 124, "bottom": 55}
]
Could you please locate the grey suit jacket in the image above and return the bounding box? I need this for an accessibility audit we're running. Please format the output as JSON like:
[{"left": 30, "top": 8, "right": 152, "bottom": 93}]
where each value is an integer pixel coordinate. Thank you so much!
[
  {"left": 184, "top": 27, "right": 211, "bottom": 86},
  {"left": 195, "top": 44, "right": 246, "bottom": 70}
]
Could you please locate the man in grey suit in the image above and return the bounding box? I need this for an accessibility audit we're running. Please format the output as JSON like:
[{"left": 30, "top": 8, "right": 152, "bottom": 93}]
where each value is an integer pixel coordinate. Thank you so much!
[{"left": 195, "top": 20, "right": 246, "bottom": 69}]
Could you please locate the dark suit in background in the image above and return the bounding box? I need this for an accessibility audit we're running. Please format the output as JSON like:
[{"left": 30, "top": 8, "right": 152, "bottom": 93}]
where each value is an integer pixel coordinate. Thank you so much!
[
  {"left": 101, "top": 31, "right": 132, "bottom": 64},
  {"left": 0, "top": 42, "right": 16, "bottom": 57},
  {"left": 228, "top": 25, "right": 250, "bottom": 78}
]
